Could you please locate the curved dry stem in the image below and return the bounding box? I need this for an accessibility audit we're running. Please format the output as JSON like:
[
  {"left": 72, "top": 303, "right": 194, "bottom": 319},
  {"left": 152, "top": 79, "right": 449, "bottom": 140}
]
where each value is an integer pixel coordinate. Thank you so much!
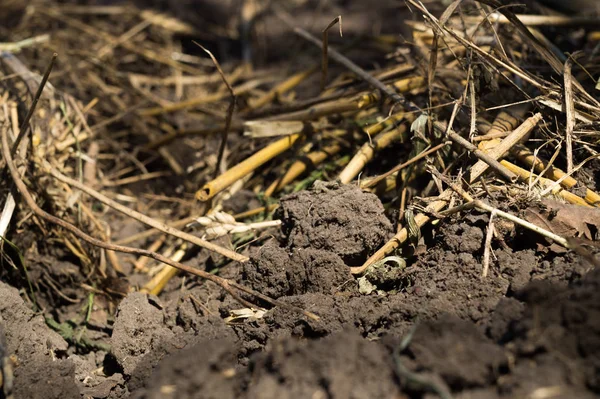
[
  {"left": 43, "top": 161, "right": 249, "bottom": 263},
  {"left": 1, "top": 126, "right": 318, "bottom": 320}
]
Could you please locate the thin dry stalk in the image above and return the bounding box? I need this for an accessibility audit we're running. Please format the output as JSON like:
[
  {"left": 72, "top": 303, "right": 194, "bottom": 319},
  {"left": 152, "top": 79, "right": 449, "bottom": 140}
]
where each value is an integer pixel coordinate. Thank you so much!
[
  {"left": 134, "top": 235, "right": 166, "bottom": 271},
  {"left": 564, "top": 52, "right": 583, "bottom": 173},
  {"left": 115, "top": 215, "right": 197, "bottom": 245},
  {"left": 434, "top": 120, "right": 518, "bottom": 182},
  {"left": 321, "top": 16, "right": 342, "bottom": 91},
  {"left": 339, "top": 120, "right": 410, "bottom": 184},
  {"left": 361, "top": 142, "right": 451, "bottom": 189},
  {"left": 500, "top": 160, "right": 591, "bottom": 207},
  {"left": 10, "top": 52, "right": 57, "bottom": 156},
  {"left": 469, "top": 113, "right": 542, "bottom": 183},
  {"left": 265, "top": 91, "right": 380, "bottom": 122},
  {"left": 194, "top": 42, "right": 237, "bottom": 180},
  {"left": 287, "top": 17, "right": 404, "bottom": 104},
  {"left": 43, "top": 161, "right": 249, "bottom": 262},
  {"left": 248, "top": 66, "right": 317, "bottom": 111},
  {"left": 1, "top": 126, "right": 318, "bottom": 320},
  {"left": 146, "top": 91, "right": 379, "bottom": 149},
  {"left": 539, "top": 153, "right": 600, "bottom": 198},
  {"left": 482, "top": 210, "right": 496, "bottom": 278},
  {"left": 512, "top": 146, "right": 600, "bottom": 205},
  {"left": 442, "top": 175, "right": 571, "bottom": 248}
]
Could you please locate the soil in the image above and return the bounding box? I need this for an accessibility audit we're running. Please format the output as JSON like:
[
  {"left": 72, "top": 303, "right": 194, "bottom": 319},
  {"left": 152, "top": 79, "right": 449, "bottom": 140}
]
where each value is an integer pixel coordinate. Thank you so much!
[{"left": 3, "top": 182, "right": 598, "bottom": 398}]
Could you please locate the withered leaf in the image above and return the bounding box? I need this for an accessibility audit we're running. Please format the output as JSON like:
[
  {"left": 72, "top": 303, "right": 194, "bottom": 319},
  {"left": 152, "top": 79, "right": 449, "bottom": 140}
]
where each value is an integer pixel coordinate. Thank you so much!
[{"left": 524, "top": 199, "right": 600, "bottom": 240}]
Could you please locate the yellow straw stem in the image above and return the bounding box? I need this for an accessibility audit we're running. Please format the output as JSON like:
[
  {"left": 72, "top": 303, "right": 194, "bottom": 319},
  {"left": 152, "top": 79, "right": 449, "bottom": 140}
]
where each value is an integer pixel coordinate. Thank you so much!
[
  {"left": 196, "top": 133, "right": 302, "bottom": 201},
  {"left": 501, "top": 160, "right": 591, "bottom": 207},
  {"left": 248, "top": 66, "right": 318, "bottom": 110},
  {"left": 512, "top": 147, "right": 600, "bottom": 206},
  {"left": 338, "top": 119, "right": 409, "bottom": 184},
  {"left": 264, "top": 142, "right": 342, "bottom": 197},
  {"left": 469, "top": 113, "right": 542, "bottom": 183},
  {"left": 142, "top": 244, "right": 187, "bottom": 295},
  {"left": 392, "top": 76, "right": 426, "bottom": 92},
  {"left": 351, "top": 189, "right": 453, "bottom": 274}
]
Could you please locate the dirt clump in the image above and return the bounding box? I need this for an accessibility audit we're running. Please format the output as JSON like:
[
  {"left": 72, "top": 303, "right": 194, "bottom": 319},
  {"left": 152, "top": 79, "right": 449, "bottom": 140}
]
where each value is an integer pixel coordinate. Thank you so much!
[
  {"left": 275, "top": 181, "right": 394, "bottom": 265},
  {"left": 136, "top": 330, "right": 401, "bottom": 399},
  {"left": 132, "top": 336, "right": 240, "bottom": 399},
  {"left": 245, "top": 330, "right": 401, "bottom": 399},
  {"left": 243, "top": 244, "right": 353, "bottom": 298},
  {"left": 110, "top": 293, "right": 179, "bottom": 387},
  {"left": 404, "top": 315, "right": 507, "bottom": 389},
  {"left": 0, "top": 281, "right": 79, "bottom": 399},
  {"left": 498, "top": 269, "right": 600, "bottom": 397},
  {"left": 111, "top": 291, "right": 237, "bottom": 391}
]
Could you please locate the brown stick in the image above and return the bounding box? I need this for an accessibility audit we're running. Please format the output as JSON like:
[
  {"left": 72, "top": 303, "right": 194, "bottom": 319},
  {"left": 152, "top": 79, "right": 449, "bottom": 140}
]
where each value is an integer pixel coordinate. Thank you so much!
[
  {"left": 290, "top": 24, "right": 404, "bottom": 104},
  {"left": 194, "top": 42, "right": 237, "bottom": 180},
  {"left": 1, "top": 127, "right": 319, "bottom": 320},
  {"left": 11, "top": 52, "right": 57, "bottom": 156},
  {"left": 361, "top": 142, "right": 451, "bottom": 189},
  {"left": 468, "top": 113, "right": 542, "bottom": 183},
  {"left": 43, "top": 161, "right": 249, "bottom": 263},
  {"left": 321, "top": 16, "right": 342, "bottom": 91},
  {"left": 434, "top": 121, "right": 518, "bottom": 183}
]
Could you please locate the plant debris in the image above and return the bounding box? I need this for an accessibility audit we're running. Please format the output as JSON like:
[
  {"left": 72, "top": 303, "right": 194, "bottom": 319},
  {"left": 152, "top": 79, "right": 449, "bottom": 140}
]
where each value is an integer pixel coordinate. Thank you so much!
[{"left": 1, "top": 0, "right": 600, "bottom": 397}]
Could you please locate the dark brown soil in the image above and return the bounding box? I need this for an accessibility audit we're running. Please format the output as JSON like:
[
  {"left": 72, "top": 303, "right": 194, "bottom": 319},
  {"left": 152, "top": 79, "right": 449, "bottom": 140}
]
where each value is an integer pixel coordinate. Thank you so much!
[
  {"left": 131, "top": 267, "right": 600, "bottom": 399},
  {"left": 275, "top": 181, "right": 394, "bottom": 266},
  {"left": 2, "top": 178, "right": 599, "bottom": 399},
  {"left": 125, "top": 184, "right": 600, "bottom": 398},
  {"left": 2, "top": 181, "right": 599, "bottom": 398},
  {"left": 0, "top": 281, "right": 79, "bottom": 399}
]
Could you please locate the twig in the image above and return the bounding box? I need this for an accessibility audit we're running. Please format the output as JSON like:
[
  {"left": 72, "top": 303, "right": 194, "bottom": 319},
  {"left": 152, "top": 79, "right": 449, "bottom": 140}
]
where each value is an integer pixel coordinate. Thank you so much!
[
  {"left": 42, "top": 161, "right": 249, "bottom": 263},
  {"left": 142, "top": 243, "right": 188, "bottom": 296},
  {"left": 285, "top": 17, "right": 404, "bottom": 104},
  {"left": 10, "top": 52, "right": 57, "bottom": 156},
  {"left": 114, "top": 215, "right": 197, "bottom": 245},
  {"left": 361, "top": 141, "right": 450, "bottom": 189},
  {"left": 434, "top": 121, "right": 518, "bottom": 182},
  {"left": 321, "top": 16, "right": 342, "bottom": 91},
  {"left": 194, "top": 42, "right": 237, "bottom": 180},
  {"left": 1, "top": 127, "right": 319, "bottom": 320},
  {"left": 468, "top": 113, "right": 542, "bottom": 183},
  {"left": 439, "top": 173, "right": 571, "bottom": 248},
  {"left": 482, "top": 210, "right": 496, "bottom": 278}
]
